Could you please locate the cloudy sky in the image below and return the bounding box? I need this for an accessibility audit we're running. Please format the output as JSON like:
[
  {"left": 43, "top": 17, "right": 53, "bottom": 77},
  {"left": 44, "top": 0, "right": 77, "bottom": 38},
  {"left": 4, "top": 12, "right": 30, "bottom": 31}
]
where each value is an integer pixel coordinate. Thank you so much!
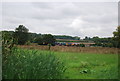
[{"left": 1, "top": 2, "right": 118, "bottom": 38}]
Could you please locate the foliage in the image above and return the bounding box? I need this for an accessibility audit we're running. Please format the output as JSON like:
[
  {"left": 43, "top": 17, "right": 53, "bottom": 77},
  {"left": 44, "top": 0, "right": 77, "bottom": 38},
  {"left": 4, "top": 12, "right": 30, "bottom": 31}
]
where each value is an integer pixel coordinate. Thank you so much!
[
  {"left": 34, "top": 37, "right": 43, "bottom": 45},
  {"left": 84, "top": 36, "right": 91, "bottom": 40},
  {"left": 42, "top": 34, "right": 56, "bottom": 46},
  {"left": 34, "top": 34, "right": 56, "bottom": 46},
  {"left": 84, "top": 36, "right": 115, "bottom": 47},
  {"left": 54, "top": 35, "right": 80, "bottom": 40},
  {"left": 1, "top": 25, "right": 119, "bottom": 48},
  {"left": 79, "top": 44, "right": 85, "bottom": 47},
  {"left": 113, "top": 26, "right": 120, "bottom": 48},
  {"left": 3, "top": 48, "right": 66, "bottom": 79},
  {"left": 2, "top": 31, "right": 16, "bottom": 78},
  {"left": 28, "top": 33, "right": 41, "bottom": 43},
  {"left": 25, "top": 41, "right": 31, "bottom": 45},
  {"left": 2, "top": 31, "right": 14, "bottom": 55},
  {"left": 14, "top": 25, "right": 29, "bottom": 45}
]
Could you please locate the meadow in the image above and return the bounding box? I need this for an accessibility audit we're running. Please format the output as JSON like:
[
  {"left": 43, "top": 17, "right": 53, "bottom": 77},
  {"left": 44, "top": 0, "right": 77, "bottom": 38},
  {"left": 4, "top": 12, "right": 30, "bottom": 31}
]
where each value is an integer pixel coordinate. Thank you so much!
[{"left": 3, "top": 46, "right": 118, "bottom": 79}]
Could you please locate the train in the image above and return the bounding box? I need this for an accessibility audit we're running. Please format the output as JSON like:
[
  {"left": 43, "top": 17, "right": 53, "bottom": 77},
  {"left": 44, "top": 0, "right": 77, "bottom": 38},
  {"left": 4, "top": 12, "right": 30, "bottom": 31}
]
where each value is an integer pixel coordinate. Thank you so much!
[{"left": 55, "top": 42, "right": 95, "bottom": 47}]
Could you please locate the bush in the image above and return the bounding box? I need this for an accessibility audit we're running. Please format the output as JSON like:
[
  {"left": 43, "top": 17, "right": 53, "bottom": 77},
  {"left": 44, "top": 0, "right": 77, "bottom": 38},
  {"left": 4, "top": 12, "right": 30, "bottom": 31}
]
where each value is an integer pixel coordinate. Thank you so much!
[
  {"left": 3, "top": 48, "right": 66, "bottom": 79},
  {"left": 2, "top": 31, "right": 14, "bottom": 55},
  {"left": 79, "top": 44, "right": 85, "bottom": 47},
  {"left": 34, "top": 37, "right": 43, "bottom": 45},
  {"left": 25, "top": 41, "right": 31, "bottom": 45}
]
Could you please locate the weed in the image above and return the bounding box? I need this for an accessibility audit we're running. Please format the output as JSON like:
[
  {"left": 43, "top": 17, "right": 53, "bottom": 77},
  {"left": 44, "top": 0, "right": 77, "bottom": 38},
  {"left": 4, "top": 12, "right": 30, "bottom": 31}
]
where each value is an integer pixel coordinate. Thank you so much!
[{"left": 2, "top": 48, "right": 66, "bottom": 79}]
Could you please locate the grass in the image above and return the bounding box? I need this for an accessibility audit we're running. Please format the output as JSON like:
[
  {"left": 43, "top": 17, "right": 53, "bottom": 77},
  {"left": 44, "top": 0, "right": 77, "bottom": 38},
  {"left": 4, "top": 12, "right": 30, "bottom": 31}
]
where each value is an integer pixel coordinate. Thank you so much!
[
  {"left": 52, "top": 51, "right": 118, "bottom": 79},
  {"left": 3, "top": 48, "right": 118, "bottom": 79},
  {"left": 3, "top": 48, "right": 66, "bottom": 79}
]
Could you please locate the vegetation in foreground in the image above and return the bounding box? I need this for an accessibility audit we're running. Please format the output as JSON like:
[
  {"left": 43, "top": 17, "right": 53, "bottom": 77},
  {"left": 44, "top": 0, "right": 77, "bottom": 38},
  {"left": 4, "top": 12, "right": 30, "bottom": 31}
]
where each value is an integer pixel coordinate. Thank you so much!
[
  {"left": 3, "top": 48, "right": 66, "bottom": 79},
  {"left": 3, "top": 48, "right": 118, "bottom": 79}
]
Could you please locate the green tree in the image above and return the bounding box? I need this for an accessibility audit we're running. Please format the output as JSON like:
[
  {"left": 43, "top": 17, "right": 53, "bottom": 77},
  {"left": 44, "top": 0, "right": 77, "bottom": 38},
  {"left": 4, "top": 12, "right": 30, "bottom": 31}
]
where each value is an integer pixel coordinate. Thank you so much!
[
  {"left": 79, "top": 44, "right": 85, "bottom": 47},
  {"left": 113, "top": 26, "right": 120, "bottom": 48},
  {"left": 14, "top": 25, "right": 29, "bottom": 45},
  {"left": 28, "top": 33, "right": 41, "bottom": 43},
  {"left": 43, "top": 34, "right": 56, "bottom": 46},
  {"left": 84, "top": 36, "right": 91, "bottom": 41},
  {"left": 34, "top": 37, "right": 43, "bottom": 45}
]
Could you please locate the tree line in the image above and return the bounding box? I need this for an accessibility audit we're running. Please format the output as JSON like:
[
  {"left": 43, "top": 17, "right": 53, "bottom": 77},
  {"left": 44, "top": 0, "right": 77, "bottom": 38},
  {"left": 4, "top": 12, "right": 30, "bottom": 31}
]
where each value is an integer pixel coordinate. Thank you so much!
[
  {"left": 1, "top": 25, "right": 120, "bottom": 48},
  {"left": 83, "top": 26, "right": 120, "bottom": 48},
  {"left": 82, "top": 36, "right": 117, "bottom": 47},
  {"left": 2, "top": 25, "right": 56, "bottom": 46},
  {"left": 54, "top": 35, "right": 80, "bottom": 40}
]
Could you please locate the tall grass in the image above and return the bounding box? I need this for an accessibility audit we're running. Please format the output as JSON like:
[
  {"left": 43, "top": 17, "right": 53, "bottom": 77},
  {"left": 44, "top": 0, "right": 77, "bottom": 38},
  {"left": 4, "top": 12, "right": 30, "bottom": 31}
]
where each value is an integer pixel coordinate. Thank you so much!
[
  {"left": 18, "top": 45, "right": 119, "bottom": 54},
  {"left": 3, "top": 48, "right": 66, "bottom": 79}
]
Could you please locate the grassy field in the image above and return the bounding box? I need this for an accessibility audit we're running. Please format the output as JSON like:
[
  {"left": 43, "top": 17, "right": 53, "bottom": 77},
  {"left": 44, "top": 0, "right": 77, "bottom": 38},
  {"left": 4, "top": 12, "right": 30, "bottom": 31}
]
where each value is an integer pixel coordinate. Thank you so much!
[
  {"left": 3, "top": 48, "right": 118, "bottom": 79},
  {"left": 38, "top": 50, "right": 118, "bottom": 79},
  {"left": 54, "top": 52, "right": 118, "bottom": 79}
]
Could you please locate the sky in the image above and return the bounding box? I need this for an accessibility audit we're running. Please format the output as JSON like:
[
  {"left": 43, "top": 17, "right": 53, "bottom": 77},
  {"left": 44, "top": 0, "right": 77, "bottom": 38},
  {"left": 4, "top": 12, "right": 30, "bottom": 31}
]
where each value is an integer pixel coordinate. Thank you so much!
[{"left": 1, "top": 1, "right": 118, "bottom": 38}]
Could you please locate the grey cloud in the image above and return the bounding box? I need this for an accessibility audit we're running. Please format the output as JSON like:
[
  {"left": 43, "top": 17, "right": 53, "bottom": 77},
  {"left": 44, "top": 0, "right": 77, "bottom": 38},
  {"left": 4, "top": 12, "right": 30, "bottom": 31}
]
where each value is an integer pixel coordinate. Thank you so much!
[{"left": 2, "top": 2, "right": 118, "bottom": 38}]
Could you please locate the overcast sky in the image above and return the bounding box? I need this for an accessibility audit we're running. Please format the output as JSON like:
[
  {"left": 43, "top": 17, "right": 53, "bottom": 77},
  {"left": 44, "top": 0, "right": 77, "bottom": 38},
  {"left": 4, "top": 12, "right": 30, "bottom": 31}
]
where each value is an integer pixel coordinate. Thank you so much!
[{"left": 1, "top": 2, "right": 118, "bottom": 38}]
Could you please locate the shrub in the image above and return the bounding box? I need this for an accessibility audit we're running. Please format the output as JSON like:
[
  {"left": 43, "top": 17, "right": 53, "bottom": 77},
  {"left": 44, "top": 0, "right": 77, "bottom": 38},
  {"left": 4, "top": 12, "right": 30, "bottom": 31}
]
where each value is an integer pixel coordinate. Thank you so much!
[
  {"left": 25, "top": 41, "right": 31, "bottom": 45},
  {"left": 2, "top": 31, "right": 14, "bottom": 55},
  {"left": 79, "top": 44, "right": 85, "bottom": 47},
  {"left": 3, "top": 48, "right": 66, "bottom": 79}
]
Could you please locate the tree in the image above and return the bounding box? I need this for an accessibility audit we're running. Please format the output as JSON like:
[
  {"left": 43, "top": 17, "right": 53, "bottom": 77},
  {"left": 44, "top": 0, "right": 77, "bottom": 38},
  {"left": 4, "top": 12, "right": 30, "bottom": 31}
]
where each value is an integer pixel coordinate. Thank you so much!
[
  {"left": 14, "top": 25, "right": 29, "bottom": 45},
  {"left": 84, "top": 36, "right": 91, "bottom": 40},
  {"left": 43, "top": 34, "right": 56, "bottom": 46},
  {"left": 113, "top": 26, "right": 120, "bottom": 48},
  {"left": 74, "top": 36, "right": 80, "bottom": 40},
  {"left": 34, "top": 37, "right": 43, "bottom": 45}
]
